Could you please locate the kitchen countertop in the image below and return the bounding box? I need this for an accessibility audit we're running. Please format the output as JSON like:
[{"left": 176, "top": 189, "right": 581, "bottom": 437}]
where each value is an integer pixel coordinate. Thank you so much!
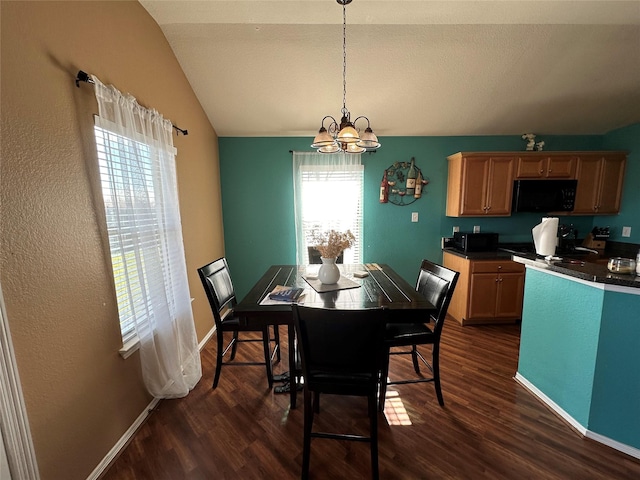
[
  {"left": 511, "top": 253, "right": 640, "bottom": 289},
  {"left": 442, "top": 247, "right": 515, "bottom": 260},
  {"left": 442, "top": 246, "right": 640, "bottom": 289}
]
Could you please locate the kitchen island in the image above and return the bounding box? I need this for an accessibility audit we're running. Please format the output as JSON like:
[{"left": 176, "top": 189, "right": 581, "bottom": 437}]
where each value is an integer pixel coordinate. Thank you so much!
[{"left": 512, "top": 253, "right": 640, "bottom": 459}]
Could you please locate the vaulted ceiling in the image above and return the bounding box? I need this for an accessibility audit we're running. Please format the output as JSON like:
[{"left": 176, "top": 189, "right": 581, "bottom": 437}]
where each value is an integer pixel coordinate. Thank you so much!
[{"left": 140, "top": 0, "right": 640, "bottom": 139}]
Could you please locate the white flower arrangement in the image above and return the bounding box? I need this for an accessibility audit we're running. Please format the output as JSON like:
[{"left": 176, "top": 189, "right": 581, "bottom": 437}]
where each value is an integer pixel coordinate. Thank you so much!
[{"left": 309, "top": 229, "right": 355, "bottom": 259}]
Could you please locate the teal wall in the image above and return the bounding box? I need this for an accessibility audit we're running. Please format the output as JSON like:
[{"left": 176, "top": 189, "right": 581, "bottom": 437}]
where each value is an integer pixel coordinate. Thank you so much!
[
  {"left": 517, "top": 269, "right": 602, "bottom": 425},
  {"left": 517, "top": 268, "right": 640, "bottom": 450},
  {"left": 219, "top": 126, "right": 638, "bottom": 298},
  {"left": 590, "top": 290, "right": 640, "bottom": 448}
]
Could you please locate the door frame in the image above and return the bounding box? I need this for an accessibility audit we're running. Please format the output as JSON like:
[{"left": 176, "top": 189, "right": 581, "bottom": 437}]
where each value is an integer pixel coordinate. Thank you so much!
[{"left": 0, "top": 281, "right": 40, "bottom": 479}]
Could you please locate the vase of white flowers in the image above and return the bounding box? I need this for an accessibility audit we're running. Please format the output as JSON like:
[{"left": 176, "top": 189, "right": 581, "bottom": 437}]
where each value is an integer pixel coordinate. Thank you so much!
[
  {"left": 310, "top": 229, "right": 355, "bottom": 285},
  {"left": 318, "top": 257, "right": 340, "bottom": 284}
]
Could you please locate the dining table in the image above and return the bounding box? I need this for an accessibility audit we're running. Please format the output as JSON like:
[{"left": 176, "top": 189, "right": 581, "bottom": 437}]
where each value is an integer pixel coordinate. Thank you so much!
[{"left": 234, "top": 263, "right": 438, "bottom": 408}]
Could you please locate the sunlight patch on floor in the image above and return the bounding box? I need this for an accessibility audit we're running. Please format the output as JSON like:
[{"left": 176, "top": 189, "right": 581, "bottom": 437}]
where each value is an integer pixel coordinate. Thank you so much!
[{"left": 383, "top": 390, "right": 412, "bottom": 426}]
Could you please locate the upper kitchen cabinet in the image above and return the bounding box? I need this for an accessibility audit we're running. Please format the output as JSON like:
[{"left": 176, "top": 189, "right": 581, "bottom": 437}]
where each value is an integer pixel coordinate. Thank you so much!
[
  {"left": 572, "top": 153, "right": 627, "bottom": 215},
  {"left": 514, "top": 154, "right": 577, "bottom": 179},
  {"left": 446, "top": 153, "right": 515, "bottom": 217}
]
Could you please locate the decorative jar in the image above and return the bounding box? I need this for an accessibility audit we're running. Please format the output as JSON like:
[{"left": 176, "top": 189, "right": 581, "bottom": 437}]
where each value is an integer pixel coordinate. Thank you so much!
[{"left": 607, "top": 257, "right": 636, "bottom": 274}]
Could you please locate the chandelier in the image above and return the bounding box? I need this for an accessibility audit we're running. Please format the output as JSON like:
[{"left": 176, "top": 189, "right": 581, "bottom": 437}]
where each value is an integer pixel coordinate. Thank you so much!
[{"left": 311, "top": 0, "right": 380, "bottom": 154}]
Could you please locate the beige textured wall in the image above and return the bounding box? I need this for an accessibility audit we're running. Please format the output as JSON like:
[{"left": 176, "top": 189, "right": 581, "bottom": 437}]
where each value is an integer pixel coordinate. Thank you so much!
[{"left": 0, "top": 1, "right": 224, "bottom": 479}]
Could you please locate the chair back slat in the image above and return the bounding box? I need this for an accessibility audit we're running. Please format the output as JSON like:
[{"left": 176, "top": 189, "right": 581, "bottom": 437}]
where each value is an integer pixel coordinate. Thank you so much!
[
  {"left": 198, "top": 258, "right": 236, "bottom": 326},
  {"left": 415, "top": 259, "right": 459, "bottom": 332},
  {"left": 293, "top": 306, "right": 386, "bottom": 388}
]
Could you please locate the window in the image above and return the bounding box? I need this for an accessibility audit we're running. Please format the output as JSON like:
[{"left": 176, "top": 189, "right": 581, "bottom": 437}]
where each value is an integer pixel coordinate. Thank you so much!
[
  {"left": 293, "top": 152, "right": 364, "bottom": 264},
  {"left": 91, "top": 75, "right": 200, "bottom": 397},
  {"left": 94, "top": 125, "right": 161, "bottom": 350}
]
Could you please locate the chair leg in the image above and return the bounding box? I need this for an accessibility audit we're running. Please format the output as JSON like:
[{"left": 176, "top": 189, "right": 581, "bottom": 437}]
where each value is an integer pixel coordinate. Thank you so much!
[
  {"left": 378, "top": 347, "right": 390, "bottom": 412},
  {"left": 411, "top": 344, "right": 421, "bottom": 374},
  {"left": 212, "top": 331, "right": 224, "bottom": 389},
  {"left": 262, "top": 327, "right": 274, "bottom": 388},
  {"left": 433, "top": 343, "right": 444, "bottom": 406},
  {"left": 302, "top": 388, "right": 314, "bottom": 480},
  {"left": 230, "top": 331, "right": 239, "bottom": 360},
  {"left": 368, "top": 393, "right": 380, "bottom": 480},
  {"left": 273, "top": 325, "right": 281, "bottom": 362}
]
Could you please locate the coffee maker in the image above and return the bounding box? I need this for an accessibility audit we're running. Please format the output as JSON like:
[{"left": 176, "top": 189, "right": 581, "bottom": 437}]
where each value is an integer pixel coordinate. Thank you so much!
[{"left": 557, "top": 224, "right": 577, "bottom": 253}]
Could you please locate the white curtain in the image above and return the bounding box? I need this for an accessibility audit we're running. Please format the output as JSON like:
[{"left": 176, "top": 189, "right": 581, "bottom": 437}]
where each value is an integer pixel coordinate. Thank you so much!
[
  {"left": 293, "top": 152, "right": 364, "bottom": 265},
  {"left": 92, "top": 76, "right": 201, "bottom": 398}
]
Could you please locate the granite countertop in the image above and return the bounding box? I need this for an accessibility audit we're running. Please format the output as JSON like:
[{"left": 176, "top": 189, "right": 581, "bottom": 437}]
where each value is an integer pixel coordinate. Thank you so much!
[
  {"left": 442, "top": 245, "right": 640, "bottom": 289},
  {"left": 442, "top": 248, "right": 514, "bottom": 260},
  {"left": 511, "top": 253, "right": 640, "bottom": 289}
]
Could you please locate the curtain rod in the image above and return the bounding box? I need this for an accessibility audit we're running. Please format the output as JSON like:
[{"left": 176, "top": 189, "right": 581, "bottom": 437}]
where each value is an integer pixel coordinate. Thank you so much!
[{"left": 75, "top": 70, "right": 188, "bottom": 136}]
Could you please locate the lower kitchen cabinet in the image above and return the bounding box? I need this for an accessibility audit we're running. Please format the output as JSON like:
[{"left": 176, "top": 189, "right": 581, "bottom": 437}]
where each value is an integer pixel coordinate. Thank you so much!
[{"left": 443, "top": 251, "right": 525, "bottom": 325}]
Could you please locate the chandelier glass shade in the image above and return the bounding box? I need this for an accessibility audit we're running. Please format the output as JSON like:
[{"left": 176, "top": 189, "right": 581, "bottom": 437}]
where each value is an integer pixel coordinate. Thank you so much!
[{"left": 311, "top": 0, "right": 380, "bottom": 154}]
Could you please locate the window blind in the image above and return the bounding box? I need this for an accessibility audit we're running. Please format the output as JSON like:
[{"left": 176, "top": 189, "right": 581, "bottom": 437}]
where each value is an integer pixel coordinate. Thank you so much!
[
  {"left": 298, "top": 163, "right": 364, "bottom": 264},
  {"left": 94, "top": 123, "right": 173, "bottom": 348}
]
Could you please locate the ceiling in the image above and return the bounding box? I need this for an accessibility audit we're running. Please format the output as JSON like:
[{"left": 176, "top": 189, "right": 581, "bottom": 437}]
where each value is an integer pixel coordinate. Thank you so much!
[{"left": 140, "top": 0, "right": 640, "bottom": 140}]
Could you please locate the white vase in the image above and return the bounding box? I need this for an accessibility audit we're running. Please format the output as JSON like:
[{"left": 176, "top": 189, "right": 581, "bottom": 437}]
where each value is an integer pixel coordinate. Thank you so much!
[{"left": 318, "top": 257, "right": 340, "bottom": 285}]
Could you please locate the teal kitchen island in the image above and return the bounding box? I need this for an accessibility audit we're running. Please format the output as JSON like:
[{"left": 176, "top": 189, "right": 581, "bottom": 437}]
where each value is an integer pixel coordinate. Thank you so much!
[{"left": 512, "top": 255, "right": 640, "bottom": 460}]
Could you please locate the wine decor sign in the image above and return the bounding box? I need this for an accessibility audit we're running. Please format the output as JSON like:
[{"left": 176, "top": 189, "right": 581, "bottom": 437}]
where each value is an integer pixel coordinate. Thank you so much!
[{"left": 380, "top": 157, "right": 429, "bottom": 206}]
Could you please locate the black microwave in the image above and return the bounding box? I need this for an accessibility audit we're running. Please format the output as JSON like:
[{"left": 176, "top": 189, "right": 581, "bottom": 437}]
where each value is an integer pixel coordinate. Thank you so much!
[
  {"left": 453, "top": 232, "right": 499, "bottom": 253},
  {"left": 512, "top": 179, "right": 577, "bottom": 213}
]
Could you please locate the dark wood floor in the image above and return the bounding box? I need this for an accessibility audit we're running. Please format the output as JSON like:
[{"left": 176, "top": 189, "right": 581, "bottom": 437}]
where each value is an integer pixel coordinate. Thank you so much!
[{"left": 102, "top": 318, "right": 640, "bottom": 479}]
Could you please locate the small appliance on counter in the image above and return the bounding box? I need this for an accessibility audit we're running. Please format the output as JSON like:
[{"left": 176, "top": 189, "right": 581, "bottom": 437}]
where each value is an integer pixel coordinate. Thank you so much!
[
  {"left": 557, "top": 223, "right": 578, "bottom": 253},
  {"left": 452, "top": 232, "right": 499, "bottom": 253}
]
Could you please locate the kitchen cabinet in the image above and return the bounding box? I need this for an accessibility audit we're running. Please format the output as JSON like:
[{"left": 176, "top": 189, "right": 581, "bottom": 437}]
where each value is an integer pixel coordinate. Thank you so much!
[
  {"left": 571, "top": 153, "right": 626, "bottom": 215},
  {"left": 446, "top": 153, "right": 515, "bottom": 217},
  {"left": 514, "top": 154, "right": 577, "bottom": 179},
  {"left": 443, "top": 251, "right": 525, "bottom": 326},
  {"left": 446, "top": 150, "right": 627, "bottom": 217}
]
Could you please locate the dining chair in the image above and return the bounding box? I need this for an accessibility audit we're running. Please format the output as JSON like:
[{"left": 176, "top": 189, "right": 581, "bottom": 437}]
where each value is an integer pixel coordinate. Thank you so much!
[
  {"left": 379, "top": 259, "right": 459, "bottom": 409},
  {"left": 292, "top": 305, "right": 387, "bottom": 480},
  {"left": 307, "top": 246, "right": 343, "bottom": 264},
  {"left": 198, "top": 257, "right": 280, "bottom": 389}
]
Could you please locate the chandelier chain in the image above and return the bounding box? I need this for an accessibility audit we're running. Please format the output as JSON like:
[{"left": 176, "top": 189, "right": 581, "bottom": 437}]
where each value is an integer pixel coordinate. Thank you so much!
[
  {"left": 310, "top": 0, "right": 380, "bottom": 153},
  {"left": 342, "top": 2, "right": 347, "bottom": 116}
]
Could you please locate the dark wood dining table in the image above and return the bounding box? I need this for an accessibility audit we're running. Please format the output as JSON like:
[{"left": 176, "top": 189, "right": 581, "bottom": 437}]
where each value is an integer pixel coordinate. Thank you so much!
[{"left": 234, "top": 263, "right": 437, "bottom": 408}]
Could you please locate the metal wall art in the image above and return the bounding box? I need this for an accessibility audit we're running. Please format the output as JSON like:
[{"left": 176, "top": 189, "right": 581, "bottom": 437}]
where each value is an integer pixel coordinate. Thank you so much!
[{"left": 380, "top": 157, "right": 429, "bottom": 206}]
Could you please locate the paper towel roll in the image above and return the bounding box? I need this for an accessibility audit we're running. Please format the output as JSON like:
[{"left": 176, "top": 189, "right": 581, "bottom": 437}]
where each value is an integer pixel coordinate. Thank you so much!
[{"left": 532, "top": 217, "right": 559, "bottom": 256}]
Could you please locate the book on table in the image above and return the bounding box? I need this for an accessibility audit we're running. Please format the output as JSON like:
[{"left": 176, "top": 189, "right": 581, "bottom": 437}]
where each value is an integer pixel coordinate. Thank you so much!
[{"left": 268, "top": 286, "right": 305, "bottom": 302}]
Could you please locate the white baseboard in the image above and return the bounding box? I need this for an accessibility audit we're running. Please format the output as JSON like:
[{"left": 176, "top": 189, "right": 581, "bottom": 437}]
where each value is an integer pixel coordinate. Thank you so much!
[
  {"left": 87, "top": 325, "right": 216, "bottom": 480},
  {"left": 198, "top": 324, "right": 216, "bottom": 351},
  {"left": 586, "top": 429, "right": 640, "bottom": 460},
  {"left": 86, "top": 397, "right": 160, "bottom": 480},
  {"left": 514, "top": 372, "right": 640, "bottom": 460}
]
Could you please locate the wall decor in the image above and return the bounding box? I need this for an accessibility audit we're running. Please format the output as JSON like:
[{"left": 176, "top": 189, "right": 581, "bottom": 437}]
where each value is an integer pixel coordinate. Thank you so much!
[
  {"left": 380, "top": 157, "right": 429, "bottom": 206},
  {"left": 521, "top": 133, "right": 545, "bottom": 151}
]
